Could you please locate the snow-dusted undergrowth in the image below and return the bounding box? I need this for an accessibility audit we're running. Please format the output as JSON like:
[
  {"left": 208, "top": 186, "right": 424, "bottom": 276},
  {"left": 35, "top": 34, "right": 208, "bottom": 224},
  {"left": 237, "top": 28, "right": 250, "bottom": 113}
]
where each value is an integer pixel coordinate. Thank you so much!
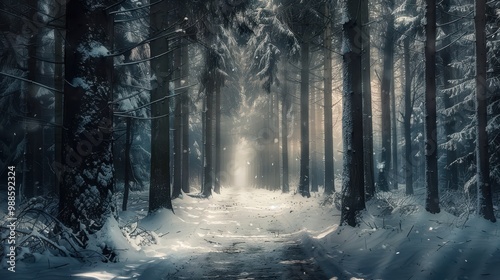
[{"left": 307, "top": 187, "right": 500, "bottom": 279}]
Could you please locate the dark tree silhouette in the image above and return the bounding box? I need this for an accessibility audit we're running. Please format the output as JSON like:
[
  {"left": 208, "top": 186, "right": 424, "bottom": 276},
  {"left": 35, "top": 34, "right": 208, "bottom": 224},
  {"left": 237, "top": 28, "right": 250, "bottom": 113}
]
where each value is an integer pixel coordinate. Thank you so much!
[
  {"left": 361, "top": 0, "right": 375, "bottom": 199},
  {"left": 340, "top": 0, "right": 366, "bottom": 227},
  {"left": 424, "top": 0, "right": 440, "bottom": 214},
  {"left": 59, "top": 0, "right": 115, "bottom": 241},
  {"left": 149, "top": 0, "right": 174, "bottom": 212},
  {"left": 440, "top": 0, "right": 458, "bottom": 191},
  {"left": 173, "top": 41, "right": 183, "bottom": 199},
  {"left": 378, "top": 0, "right": 395, "bottom": 192},
  {"left": 181, "top": 40, "right": 191, "bottom": 194},
  {"left": 403, "top": 36, "right": 414, "bottom": 195},
  {"left": 201, "top": 49, "right": 219, "bottom": 197},
  {"left": 122, "top": 118, "right": 132, "bottom": 211},
  {"left": 323, "top": 0, "right": 335, "bottom": 195},
  {"left": 281, "top": 66, "right": 290, "bottom": 193},
  {"left": 475, "top": 0, "right": 496, "bottom": 222},
  {"left": 24, "top": 0, "right": 43, "bottom": 199}
]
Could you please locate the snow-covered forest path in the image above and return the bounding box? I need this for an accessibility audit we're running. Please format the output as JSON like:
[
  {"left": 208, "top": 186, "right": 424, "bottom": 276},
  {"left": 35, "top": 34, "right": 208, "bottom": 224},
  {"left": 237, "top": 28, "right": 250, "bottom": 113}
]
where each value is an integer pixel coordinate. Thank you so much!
[
  {"left": 4, "top": 186, "right": 500, "bottom": 280},
  {"left": 0, "top": 187, "right": 341, "bottom": 280},
  {"left": 136, "top": 228, "right": 328, "bottom": 279},
  {"left": 123, "top": 187, "right": 337, "bottom": 279}
]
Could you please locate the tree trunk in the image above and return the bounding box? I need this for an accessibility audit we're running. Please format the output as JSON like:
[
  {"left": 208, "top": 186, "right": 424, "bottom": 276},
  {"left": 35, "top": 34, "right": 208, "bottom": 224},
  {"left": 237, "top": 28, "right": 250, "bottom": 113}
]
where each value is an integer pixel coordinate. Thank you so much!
[
  {"left": 122, "top": 118, "right": 132, "bottom": 211},
  {"left": 282, "top": 67, "right": 290, "bottom": 193},
  {"left": 424, "top": 0, "right": 440, "bottom": 214},
  {"left": 202, "top": 49, "right": 217, "bottom": 197},
  {"left": 53, "top": 2, "right": 65, "bottom": 195},
  {"left": 475, "top": 0, "right": 496, "bottom": 222},
  {"left": 315, "top": 86, "right": 325, "bottom": 189},
  {"left": 440, "top": 0, "right": 458, "bottom": 190},
  {"left": 214, "top": 82, "right": 221, "bottom": 194},
  {"left": 361, "top": 0, "right": 374, "bottom": 199},
  {"left": 181, "top": 40, "right": 190, "bottom": 194},
  {"left": 59, "top": 0, "right": 115, "bottom": 240},
  {"left": 172, "top": 43, "right": 183, "bottom": 199},
  {"left": 25, "top": 0, "right": 43, "bottom": 198},
  {"left": 341, "top": 0, "right": 366, "bottom": 227},
  {"left": 265, "top": 102, "right": 272, "bottom": 189},
  {"left": 378, "top": 0, "right": 395, "bottom": 192},
  {"left": 391, "top": 74, "right": 398, "bottom": 189},
  {"left": 172, "top": 95, "right": 182, "bottom": 198},
  {"left": 274, "top": 87, "right": 280, "bottom": 190},
  {"left": 324, "top": 1, "right": 335, "bottom": 194},
  {"left": 311, "top": 89, "right": 318, "bottom": 192},
  {"left": 403, "top": 37, "right": 414, "bottom": 195},
  {"left": 201, "top": 95, "right": 206, "bottom": 188},
  {"left": 299, "top": 41, "right": 310, "bottom": 197},
  {"left": 149, "top": 0, "right": 173, "bottom": 212}
]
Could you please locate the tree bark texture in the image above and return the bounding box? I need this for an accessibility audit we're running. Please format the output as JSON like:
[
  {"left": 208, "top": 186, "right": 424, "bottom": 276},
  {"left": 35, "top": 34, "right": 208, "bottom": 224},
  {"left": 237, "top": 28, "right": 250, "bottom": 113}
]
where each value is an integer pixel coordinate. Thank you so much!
[
  {"left": 53, "top": 1, "right": 65, "bottom": 196},
  {"left": 24, "top": 0, "right": 43, "bottom": 199},
  {"left": 173, "top": 43, "right": 183, "bottom": 199},
  {"left": 282, "top": 67, "right": 290, "bottom": 193},
  {"left": 475, "top": 0, "right": 496, "bottom": 222},
  {"left": 59, "top": 0, "right": 115, "bottom": 240},
  {"left": 341, "top": 0, "right": 366, "bottom": 227},
  {"left": 299, "top": 41, "right": 311, "bottom": 197},
  {"left": 391, "top": 72, "right": 398, "bottom": 189},
  {"left": 149, "top": 0, "right": 173, "bottom": 212},
  {"left": 214, "top": 80, "right": 221, "bottom": 194},
  {"left": 181, "top": 40, "right": 190, "bottom": 194},
  {"left": 403, "top": 37, "right": 414, "bottom": 195},
  {"left": 440, "top": 0, "right": 458, "bottom": 190},
  {"left": 378, "top": 0, "right": 395, "bottom": 192},
  {"left": 122, "top": 118, "right": 132, "bottom": 211},
  {"left": 323, "top": 1, "right": 335, "bottom": 194},
  {"left": 425, "top": 0, "right": 440, "bottom": 214},
  {"left": 202, "top": 49, "right": 218, "bottom": 197},
  {"left": 361, "top": 0, "right": 374, "bottom": 199}
]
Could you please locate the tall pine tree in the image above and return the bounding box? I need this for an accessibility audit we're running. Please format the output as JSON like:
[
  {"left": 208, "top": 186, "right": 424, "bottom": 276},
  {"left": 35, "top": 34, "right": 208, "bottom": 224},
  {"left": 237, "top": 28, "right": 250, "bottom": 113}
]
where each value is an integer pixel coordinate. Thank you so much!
[
  {"left": 59, "top": 0, "right": 115, "bottom": 241},
  {"left": 340, "top": 0, "right": 366, "bottom": 226}
]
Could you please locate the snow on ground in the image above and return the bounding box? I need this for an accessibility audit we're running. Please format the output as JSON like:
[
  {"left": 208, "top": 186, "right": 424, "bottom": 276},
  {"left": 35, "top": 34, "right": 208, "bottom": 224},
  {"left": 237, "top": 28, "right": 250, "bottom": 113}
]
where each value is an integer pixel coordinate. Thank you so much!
[
  {"left": 1, "top": 185, "right": 499, "bottom": 279},
  {"left": 304, "top": 188, "right": 500, "bottom": 279}
]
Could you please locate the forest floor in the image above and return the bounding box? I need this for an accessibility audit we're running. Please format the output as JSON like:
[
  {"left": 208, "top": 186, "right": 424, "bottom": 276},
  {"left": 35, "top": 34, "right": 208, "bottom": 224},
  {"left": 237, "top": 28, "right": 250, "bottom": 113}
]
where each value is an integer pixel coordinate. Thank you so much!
[
  {"left": 120, "top": 186, "right": 335, "bottom": 279},
  {"left": 1, "top": 185, "right": 500, "bottom": 279}
]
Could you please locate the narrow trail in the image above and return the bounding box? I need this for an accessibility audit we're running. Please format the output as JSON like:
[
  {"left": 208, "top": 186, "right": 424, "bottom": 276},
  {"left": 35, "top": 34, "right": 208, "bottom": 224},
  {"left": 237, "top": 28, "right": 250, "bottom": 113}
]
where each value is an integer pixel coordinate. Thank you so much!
[
  {"left": 4, "top": 187, "right": 500, "bottom": 280},
  {"left": 162, "top": 237, "right": 327, "bottom": 279},
  {"left": 0, "top": 187, "right": 337, "bottom": 280},
  {"left": 128, "top": 187, "right": 334, "bottom": 280}
]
